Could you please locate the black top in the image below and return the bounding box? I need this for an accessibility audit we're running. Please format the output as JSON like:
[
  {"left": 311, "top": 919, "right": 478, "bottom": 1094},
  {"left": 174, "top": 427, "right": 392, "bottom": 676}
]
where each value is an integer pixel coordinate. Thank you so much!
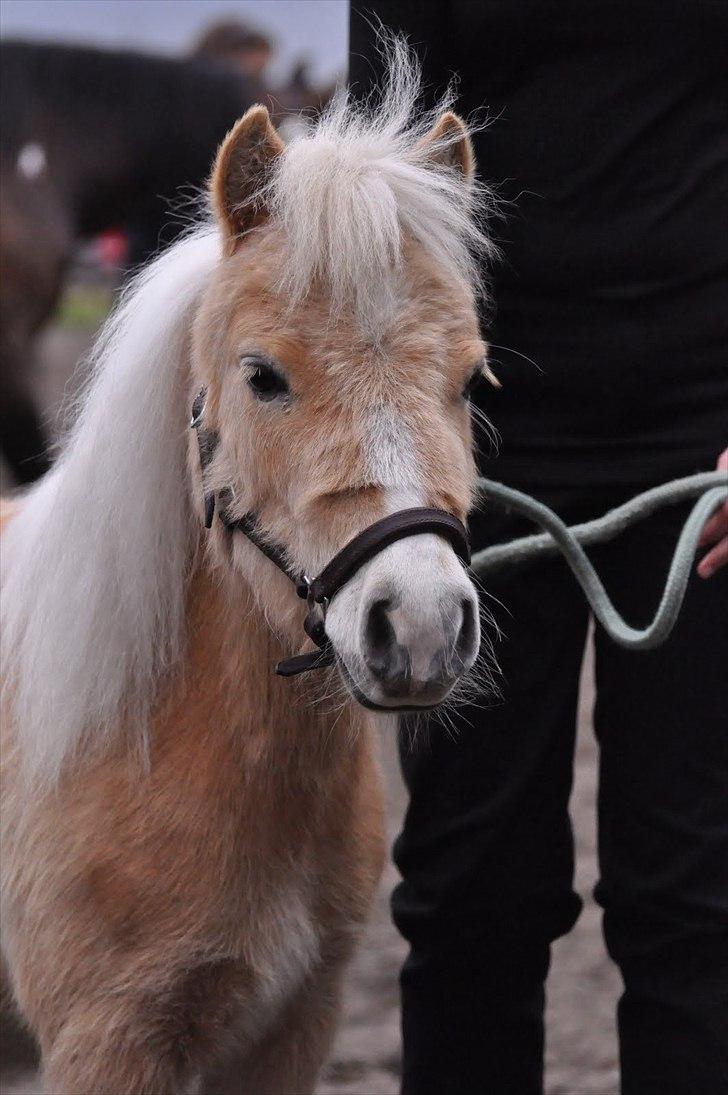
[{"left": 350, "top": 1, "right": 728, "bottom": 487}]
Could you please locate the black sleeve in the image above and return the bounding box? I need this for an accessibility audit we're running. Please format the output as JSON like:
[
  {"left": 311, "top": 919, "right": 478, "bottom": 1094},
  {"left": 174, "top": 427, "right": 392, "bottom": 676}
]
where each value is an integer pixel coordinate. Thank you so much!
[{"left": 348, "top": 1, "right": 455, "bottom": 107}]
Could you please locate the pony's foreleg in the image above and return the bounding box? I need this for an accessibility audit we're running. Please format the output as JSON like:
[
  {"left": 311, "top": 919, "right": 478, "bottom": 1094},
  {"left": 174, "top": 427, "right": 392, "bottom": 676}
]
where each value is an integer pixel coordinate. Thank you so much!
[
  {"left": 40, "top": 1007, "right": 192, "bottom": 1095},
  {"left": 204, "top": 951, "right": 350, "bottom": 1095}
]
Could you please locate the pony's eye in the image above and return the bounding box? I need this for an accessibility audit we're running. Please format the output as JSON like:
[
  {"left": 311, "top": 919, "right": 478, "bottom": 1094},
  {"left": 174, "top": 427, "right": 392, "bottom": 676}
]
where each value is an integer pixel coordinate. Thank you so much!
[
  {"left": 244, "top": 360, "right": 289, "bottom": 402},
  {"left": 462, "top": 367, "right": 482, "bottom": 400}
]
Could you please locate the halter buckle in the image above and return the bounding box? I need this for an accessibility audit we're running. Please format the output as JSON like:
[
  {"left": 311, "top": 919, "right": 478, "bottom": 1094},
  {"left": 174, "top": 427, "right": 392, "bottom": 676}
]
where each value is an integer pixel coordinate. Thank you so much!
[
  {"left": 296, "top": 574, "right": 312, "bottom": 600},
  {"left": 301, "top": 579, "right": 329, "bottom": 648}
]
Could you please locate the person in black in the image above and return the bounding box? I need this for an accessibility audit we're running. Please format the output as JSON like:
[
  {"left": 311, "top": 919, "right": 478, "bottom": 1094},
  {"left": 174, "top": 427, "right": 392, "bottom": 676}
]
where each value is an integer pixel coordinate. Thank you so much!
[{"left": 349, "top": 4, "right": 728, "bottom": 1093}]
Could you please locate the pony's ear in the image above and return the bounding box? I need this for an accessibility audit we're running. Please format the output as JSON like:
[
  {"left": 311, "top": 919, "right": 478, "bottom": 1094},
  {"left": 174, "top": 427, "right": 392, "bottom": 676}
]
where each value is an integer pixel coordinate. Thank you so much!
[
  {"left": 211, "top": 105, "right": 285, "bottom": 250},
  {"left": 417, "top": 111, "right": 474, "bottom": 183}
]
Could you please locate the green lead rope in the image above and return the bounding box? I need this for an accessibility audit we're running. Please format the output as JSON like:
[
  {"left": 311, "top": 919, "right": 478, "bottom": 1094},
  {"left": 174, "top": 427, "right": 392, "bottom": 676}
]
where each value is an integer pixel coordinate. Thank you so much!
[{"left": 471, "top": 471, "right": 728, "bottom": 651}]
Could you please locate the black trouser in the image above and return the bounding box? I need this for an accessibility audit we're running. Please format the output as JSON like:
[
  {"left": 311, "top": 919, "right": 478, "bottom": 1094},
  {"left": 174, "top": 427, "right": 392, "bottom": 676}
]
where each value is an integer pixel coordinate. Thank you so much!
[{"left": 393, "top": 481, "right": 728, "bottom": 1095}]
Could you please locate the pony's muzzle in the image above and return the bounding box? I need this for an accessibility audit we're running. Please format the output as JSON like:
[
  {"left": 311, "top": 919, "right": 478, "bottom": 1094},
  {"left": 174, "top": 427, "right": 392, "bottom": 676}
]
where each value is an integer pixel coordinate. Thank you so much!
[
  {"left": 361, "top": 591, "right": 478, "bottom": 704},
  {"left": 324, "top": 530, "right": 479, "bottom": 710},
  {"left": 350, "top": 565, "right": 479, "bottom": 709}
]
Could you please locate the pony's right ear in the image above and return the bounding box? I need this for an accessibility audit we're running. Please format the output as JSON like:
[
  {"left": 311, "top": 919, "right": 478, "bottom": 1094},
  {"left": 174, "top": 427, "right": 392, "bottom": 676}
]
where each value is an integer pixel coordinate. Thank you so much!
[
  {"left": 211, "top": 105, "right": 285, "bottom": 251},
  {"left": 417, "top": 111, "right": 474, "bottom": 185}
]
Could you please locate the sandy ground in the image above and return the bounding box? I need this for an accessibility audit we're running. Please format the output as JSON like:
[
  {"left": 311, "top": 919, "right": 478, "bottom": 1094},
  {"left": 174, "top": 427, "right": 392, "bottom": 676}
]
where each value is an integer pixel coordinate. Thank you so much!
[{"left": 1, "top": 311, "right": 621, "bottom": 1094}]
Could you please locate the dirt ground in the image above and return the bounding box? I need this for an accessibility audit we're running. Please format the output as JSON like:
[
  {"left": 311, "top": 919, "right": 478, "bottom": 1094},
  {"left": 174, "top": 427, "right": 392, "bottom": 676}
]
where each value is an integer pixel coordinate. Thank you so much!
[{"left": 1, "top": 306, "right": 621, "bottom": 1094}]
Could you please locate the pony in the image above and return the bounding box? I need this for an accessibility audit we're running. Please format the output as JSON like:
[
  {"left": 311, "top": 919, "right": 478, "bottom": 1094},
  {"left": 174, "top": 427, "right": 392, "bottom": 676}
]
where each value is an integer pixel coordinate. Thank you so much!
[{"left": 0, "top": 43, "right": 493, "bottom": 1094}]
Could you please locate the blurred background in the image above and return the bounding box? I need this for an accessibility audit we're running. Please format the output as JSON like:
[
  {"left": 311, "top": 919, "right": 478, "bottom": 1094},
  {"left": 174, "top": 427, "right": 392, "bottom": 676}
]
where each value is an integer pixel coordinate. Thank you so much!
[
  {"left": 1, "top": 0, "right": 346, "bottom": 84},
  {"left": 0, "top": 0, "right": 346, "bottom": 490},
  {"left": 0, "top": 3, "right": 619, "bottom": 1093}
]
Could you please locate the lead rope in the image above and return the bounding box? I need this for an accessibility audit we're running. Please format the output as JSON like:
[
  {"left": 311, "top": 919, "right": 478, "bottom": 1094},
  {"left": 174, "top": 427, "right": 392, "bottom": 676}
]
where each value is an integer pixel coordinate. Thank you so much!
[{"left": 471, "top": 471, "right": 728, "bottom": 651}]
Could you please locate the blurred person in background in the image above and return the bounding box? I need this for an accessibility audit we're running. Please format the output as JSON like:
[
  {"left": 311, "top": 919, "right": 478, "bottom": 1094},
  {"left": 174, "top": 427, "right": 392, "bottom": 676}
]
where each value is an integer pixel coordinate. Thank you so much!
[
  {"left": 192, "top": 18, "right": 273, "bottom": 86},
  {"left": 350, "top": 4, "right": 728, "bottom": 1094},
  {"left": 191, "top": 17, "right": 336, "bottom": 129}
]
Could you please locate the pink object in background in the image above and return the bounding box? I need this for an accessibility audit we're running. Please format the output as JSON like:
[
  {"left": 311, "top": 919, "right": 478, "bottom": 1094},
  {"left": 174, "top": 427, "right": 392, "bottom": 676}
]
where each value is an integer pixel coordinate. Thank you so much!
[{"left": 96, "top": 228, "right": 129, "bottom": 268}]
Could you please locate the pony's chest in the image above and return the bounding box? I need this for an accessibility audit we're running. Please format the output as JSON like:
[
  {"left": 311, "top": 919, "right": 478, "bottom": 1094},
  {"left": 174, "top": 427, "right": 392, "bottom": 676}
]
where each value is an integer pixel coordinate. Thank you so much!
[
  {"left": 145, "top": 740, "right": 350, "bottom": 1020},
  {"left": 213, "top": 787, "right": 342, "bottom": 1031},
  {"left": 240, "top": 873, "right": 321, "bottom": 1030}
]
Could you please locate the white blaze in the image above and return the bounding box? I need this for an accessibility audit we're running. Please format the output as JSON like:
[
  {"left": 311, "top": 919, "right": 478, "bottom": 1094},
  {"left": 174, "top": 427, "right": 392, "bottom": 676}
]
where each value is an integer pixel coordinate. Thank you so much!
[{"left": 365, "top": 405, "right": 423, "bottom": 509}]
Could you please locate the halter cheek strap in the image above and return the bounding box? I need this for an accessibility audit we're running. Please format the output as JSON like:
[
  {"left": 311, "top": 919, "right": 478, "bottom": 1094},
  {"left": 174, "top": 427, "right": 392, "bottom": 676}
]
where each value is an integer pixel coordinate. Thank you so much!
[{"left": 191, "top": 388, "right": 470, "bottom": 677}]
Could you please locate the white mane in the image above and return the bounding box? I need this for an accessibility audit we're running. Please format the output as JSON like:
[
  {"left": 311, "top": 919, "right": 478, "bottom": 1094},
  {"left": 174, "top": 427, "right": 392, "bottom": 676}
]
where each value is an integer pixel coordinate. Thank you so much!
[
  {"left": 1, "top": 228, "right": 220, "bottom": 782},
  {"left": 269, "top": 35, "right": 494, "bottom": 326}
]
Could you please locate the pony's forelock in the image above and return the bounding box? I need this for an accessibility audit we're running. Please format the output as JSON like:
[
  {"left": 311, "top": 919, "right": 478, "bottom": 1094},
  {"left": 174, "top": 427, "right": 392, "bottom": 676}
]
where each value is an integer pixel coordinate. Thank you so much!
[
  {"left": 1, "top": 227, "right": 221, "bottom": 783},
  {"left": 267, "top": 33, "right": 496, "bottom": 327}
]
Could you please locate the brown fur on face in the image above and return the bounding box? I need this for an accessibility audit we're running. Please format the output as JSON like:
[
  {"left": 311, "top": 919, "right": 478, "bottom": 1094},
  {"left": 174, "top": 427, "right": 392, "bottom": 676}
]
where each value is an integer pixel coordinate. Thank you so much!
[{"left": 191, "top": 225, "right": 485, "bottom": 641}]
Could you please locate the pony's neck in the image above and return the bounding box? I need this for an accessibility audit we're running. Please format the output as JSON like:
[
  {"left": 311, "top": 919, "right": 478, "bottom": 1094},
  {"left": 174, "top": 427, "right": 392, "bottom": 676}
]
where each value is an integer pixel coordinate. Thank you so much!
[{"left": 150, "top": 551, "right": 364, "bottom": 770}]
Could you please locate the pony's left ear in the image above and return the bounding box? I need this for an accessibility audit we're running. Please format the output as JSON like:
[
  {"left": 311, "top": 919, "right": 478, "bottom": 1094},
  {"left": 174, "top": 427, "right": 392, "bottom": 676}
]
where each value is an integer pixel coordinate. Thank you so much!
[
  {"left": 417, "top": 111, "right": 474, "bottom": 184},
  {"left": 211, "top": 105, "right": 285, "bottom": 250}
]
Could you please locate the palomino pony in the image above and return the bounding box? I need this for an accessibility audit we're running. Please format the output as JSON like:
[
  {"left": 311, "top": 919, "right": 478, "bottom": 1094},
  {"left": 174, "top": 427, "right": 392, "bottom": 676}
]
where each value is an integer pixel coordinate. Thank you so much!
[{"left": 1, "top": 47, "right": 492, "bottom": 1094}]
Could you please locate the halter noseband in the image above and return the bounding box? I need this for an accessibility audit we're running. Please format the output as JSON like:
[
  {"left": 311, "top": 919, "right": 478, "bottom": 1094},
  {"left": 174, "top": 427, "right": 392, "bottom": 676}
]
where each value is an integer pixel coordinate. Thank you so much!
[{"left": 191, "top": 388, "right": 470, "bottom": 677}]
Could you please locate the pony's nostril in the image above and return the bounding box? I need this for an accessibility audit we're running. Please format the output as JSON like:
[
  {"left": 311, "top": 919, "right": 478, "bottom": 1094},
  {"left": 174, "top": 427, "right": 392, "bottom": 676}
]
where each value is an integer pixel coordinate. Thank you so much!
[
  {"left": 361, "top": 590, "right": 477, "bottom": 701},
  {"left": 363, "top": 599, "right": 412, "bottom": 691},
  {"left": 456, "top": 596, "right": 477, "bottom": 661},
  {"left": 365, "top": 599, "right": 394, "bottom": 661}
]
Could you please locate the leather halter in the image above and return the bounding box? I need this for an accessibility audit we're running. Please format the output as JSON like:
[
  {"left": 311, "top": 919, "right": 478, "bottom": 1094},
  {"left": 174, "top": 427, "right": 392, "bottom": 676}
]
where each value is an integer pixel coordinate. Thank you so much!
[{"left": 191, "top": 388, "right": 470, "bottom": 677}]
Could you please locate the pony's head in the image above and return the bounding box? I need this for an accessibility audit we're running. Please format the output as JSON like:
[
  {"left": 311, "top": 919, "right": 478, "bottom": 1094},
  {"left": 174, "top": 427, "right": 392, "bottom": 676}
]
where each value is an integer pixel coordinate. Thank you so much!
[{"left": 192, "top": 50, "right": 493, "bottom": 710}]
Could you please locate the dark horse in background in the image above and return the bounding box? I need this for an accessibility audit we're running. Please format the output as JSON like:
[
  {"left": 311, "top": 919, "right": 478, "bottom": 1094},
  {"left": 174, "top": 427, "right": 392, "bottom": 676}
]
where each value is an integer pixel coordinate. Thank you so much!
[{"left": 0, "top": 41, "right": 258, "bottom": 484}]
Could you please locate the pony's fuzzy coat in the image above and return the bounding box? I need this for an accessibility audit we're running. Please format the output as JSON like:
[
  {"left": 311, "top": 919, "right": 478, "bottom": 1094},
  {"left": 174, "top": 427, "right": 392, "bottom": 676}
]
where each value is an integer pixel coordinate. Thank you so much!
[{"left": 1, "top": 561, "right": 386, "bottom": 1093}]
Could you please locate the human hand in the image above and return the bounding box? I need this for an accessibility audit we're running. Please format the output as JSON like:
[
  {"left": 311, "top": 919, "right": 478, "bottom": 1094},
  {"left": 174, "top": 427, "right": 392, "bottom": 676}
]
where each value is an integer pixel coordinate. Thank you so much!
[{"left": 697, "top": 448, "right": 728, "bottom": 578}]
